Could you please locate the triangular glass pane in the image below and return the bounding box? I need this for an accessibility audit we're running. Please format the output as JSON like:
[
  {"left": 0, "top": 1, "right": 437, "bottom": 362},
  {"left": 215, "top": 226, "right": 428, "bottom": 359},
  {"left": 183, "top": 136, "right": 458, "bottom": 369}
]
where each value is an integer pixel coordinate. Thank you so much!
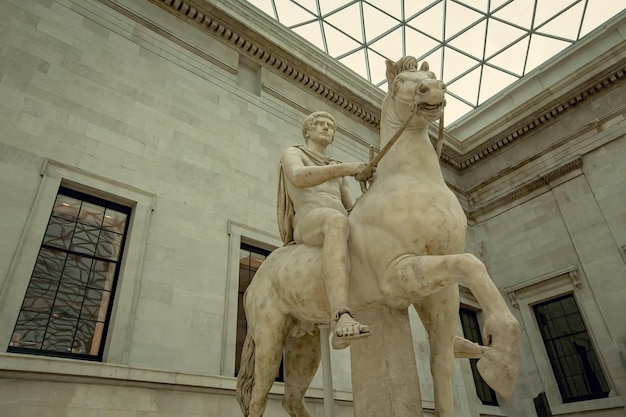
[
  {"left": 318, "top": 0, "right": 354, "bottom": 15},
  {"left": 445, "top": 94, "right": 475, "bottom": 123},
  {"left": 405, "top": 27, "right": 441, "bottom": 59},
  {"left": 338, "top": 49, "right": 369, "bottom": 80},
  {"left": 295, "top": 0, "right": 320, "bottom": 15},
  {"left": 406, "top": 2, "right": 445, "bottom": 41},
  {"left": 490, "top": 0, "right": 511, "bottom": 10},
  {"left": 525, "top": 34, "right": 570, "bottom": 73},
  {"left": 536, "top": 2, "right": 584, "bottom": 41},
  {"left": 363, "top": 2, "right": 402, "bottom": 41},
  {"left": 447, "top": 20, "right": 487, "bottom": 60},
  {"left": 488, "top": 37, "right": 529, "bottom": 76},
  {"left": 579, "top": 3, "right": 624, "bottom": 38},
  {"left": 325, "top": 3, "right": 363, "bottom": 41},
  {"left": 485, "top": 18, "right": 527, "bottom": 57},
  {"left": 479, "top": 65, "right": 518, "bottom": 104},
  {"left": 291, "top": 22, "right": 325, "bottom": 51},
  {"left": 365, "top": 0, "right": 402, "bottom": 20},
  {"left": 246, "top": 0, "right": 276, "bottom": 19},
  {"left": 369, "top": 28, "right": 403, "bottom": 62},
  {"left": 404, "top": 1, "right": 441, "bottom": 20},
  {"left": 445, "top": 1, "right": 485, "bottom": 39},
  {"left": 420, "top": 47, "right": 443, "bottom": 78},
  {"left": 447, "top": 66, "right": 481, "bottom": 106},
  {"left": 493, "top": 0, "right": 533, "bottom": 30},
  {"left": 274, "top": 0, "right": 316, "bottom": 26},
  {"left": 369, "top": 49, "right": 392, "bottom": 86},
  {"left": 458, "top": 0, "right": 489, "bottom": 11},
  {"left": 534, "top": 0, "right": 577, "bottom": 27},
  {"left": 442, "top": 47, "right": 481, "bottom": 84},
  {"left": 323, "top": 23, "right": 363, "bottom": 56}
]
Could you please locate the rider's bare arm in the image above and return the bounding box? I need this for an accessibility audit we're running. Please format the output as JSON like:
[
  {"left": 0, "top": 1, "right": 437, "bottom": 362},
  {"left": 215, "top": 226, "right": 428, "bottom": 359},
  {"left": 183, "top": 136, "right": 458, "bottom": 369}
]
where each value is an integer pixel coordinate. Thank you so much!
[
  {"left": 281, "top": 147, "right": 366, "bottom": 188},
  {"left": 340, "top": 178, "right": 355, "bottom": 212}
]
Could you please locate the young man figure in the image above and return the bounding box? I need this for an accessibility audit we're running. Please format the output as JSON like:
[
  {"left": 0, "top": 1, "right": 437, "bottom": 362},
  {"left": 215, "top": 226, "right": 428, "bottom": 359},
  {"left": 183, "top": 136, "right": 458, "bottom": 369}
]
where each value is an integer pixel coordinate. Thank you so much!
[{"left": 277, "top": 111, "right": 370, "bottom": 349}]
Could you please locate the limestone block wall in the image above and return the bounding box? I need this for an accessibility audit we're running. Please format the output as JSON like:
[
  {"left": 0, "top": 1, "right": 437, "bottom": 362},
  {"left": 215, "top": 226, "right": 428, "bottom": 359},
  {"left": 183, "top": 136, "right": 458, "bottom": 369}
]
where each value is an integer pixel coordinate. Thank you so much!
[{"left": 0, "top": 0, "right": 379, "bottom": 415}]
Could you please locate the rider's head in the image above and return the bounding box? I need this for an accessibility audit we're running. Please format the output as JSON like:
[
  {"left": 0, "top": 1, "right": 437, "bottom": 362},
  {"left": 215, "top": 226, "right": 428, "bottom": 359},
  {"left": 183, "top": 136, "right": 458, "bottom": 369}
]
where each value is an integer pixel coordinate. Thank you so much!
[{"left": 302, "top": 111, "right": 336, "bottom": 144}]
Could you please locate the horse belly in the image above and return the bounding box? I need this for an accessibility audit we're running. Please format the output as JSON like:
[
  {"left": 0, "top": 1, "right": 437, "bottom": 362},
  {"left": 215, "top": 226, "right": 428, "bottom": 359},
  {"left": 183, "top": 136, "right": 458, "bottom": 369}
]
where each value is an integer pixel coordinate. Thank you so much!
[{"left": 247, "top": 245, "right": 330, "bottom": 325}]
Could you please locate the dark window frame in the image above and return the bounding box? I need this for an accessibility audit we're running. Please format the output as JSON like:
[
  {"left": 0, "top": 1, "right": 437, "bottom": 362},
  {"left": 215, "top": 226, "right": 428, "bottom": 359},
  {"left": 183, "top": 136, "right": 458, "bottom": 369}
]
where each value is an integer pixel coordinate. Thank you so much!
[
  {"left": 533, "top": 293, "right": 610, "bottom": 403},
  {"left": 7, "top": 186, "right": 131, "bottom": 362}
]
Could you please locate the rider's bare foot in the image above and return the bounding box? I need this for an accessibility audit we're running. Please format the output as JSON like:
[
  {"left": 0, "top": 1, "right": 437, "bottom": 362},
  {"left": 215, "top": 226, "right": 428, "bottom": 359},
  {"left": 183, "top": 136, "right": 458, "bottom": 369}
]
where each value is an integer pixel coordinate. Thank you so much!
[{"left": 331, "top": 310, "right": 370, "bottom": 350}]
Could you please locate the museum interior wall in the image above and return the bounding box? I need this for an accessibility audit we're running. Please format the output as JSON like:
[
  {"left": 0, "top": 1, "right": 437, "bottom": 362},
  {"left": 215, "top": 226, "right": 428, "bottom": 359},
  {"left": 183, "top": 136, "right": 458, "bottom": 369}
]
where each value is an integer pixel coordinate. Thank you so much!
[{"left": 0, "top": 0, "right": 624, "bottom": 416}]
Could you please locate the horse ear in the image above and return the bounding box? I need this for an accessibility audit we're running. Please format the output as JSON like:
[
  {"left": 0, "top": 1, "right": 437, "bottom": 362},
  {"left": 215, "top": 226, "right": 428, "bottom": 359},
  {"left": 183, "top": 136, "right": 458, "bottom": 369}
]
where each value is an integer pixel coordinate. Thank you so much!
[
  {"left": 386, "top": 59, "right": 398, "bottom": 87},
  {"left": 420, "top": 61, "right": 430, "bottom": 71}
]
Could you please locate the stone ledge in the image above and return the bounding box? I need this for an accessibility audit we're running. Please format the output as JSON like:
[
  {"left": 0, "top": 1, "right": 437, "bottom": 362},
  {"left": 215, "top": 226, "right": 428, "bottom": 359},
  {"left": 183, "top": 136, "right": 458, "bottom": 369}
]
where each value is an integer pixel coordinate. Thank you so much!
[{"left": 0, "top": 353, "right": 354, "bottom": 402}]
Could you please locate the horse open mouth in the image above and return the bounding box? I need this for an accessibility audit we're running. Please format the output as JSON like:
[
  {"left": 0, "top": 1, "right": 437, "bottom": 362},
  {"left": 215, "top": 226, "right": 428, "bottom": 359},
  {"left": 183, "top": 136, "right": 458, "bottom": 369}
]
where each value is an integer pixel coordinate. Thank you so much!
[{"left": 419, "top": 102, "right": 444, "bottom": 112}]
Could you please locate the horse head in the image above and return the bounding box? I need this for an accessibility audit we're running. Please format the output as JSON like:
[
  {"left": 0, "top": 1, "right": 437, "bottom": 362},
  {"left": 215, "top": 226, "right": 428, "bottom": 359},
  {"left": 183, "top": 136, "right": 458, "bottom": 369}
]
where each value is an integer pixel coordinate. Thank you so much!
[{"left": 384, "top": 57, "right": 446, "bottom": 125}]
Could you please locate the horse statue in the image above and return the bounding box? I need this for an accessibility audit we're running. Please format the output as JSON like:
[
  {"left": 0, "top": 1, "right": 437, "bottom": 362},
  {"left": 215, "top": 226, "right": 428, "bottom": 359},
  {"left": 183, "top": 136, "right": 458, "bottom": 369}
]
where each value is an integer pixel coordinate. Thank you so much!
[{"left": 236, "top": 56, "right": 520, "bottom": 417}]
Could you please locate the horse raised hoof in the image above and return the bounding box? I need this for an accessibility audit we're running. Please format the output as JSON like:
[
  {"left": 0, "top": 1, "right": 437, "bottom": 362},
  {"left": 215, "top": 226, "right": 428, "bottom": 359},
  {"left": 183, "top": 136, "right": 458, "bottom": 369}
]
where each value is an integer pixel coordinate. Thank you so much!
[
  {"left": 476, "top": 342, "right": 519, "bottom": 398},
  {"left": 331, "top": 313, "right": 370, "bottom": 350}
]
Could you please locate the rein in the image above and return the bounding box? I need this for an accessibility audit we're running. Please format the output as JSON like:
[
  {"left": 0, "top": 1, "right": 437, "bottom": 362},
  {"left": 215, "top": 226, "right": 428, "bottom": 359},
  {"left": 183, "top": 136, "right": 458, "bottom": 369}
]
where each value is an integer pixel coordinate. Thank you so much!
[{"left": 356, "top": 110, "right": 445, "bottom": 193}]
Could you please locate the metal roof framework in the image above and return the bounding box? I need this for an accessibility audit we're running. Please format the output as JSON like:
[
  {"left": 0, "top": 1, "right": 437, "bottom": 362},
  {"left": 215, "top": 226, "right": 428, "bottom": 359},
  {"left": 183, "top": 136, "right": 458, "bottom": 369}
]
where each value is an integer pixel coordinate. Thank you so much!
[{"left": 244, "top": 0, "right": 624, "bottom": 123}]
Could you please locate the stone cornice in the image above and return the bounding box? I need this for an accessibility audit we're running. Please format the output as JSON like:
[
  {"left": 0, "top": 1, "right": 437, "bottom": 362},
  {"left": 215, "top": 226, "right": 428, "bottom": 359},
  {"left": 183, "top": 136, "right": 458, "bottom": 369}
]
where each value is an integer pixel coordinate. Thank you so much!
[
  {"left": 468, "top": 156, "right": 583, "bottom": 221},
  {"left": 146, "top": 0, "right": 383, "bottom": 131},
  {"left": 448, "top": 65, "right": 626, "bottom": 171}
]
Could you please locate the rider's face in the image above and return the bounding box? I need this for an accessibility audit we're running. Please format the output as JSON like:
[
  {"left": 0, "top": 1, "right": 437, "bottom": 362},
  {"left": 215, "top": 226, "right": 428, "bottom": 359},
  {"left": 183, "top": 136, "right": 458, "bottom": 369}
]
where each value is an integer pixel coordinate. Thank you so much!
[{"left": 307, "top": 117, "right": 335, "bottom": 146}]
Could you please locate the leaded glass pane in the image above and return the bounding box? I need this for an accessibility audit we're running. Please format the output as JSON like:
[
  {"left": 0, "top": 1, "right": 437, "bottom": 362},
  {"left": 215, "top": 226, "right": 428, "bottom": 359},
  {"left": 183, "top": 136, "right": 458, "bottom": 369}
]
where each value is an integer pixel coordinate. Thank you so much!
[
  {"left": 79, "top": 202, "right": 105, "bottom": 227},
  {"left": 31, "top": 247, "right": 67, "bottom": 281},
  {"left": 61, "top": 254, "right": 93, "bottom": 286},
  {"left": 102, "top": 208, "right": 128, "bottom": 233},
  {"left": 72, "top": 320, "right": 97, "bottom": 354},
  {"left": 96, "top": 230, "right": 123, "bottom": 260},
  {"left": 21, "top": 277, "right": 59, "bottom": 313},
  {"left": 42, "top": 315, "right": 78, "bottom": 352},
  {"left": 52, "top": 194, "right": 81, "bottom": 221},
  {"left": 43, "top": 216, "right": 75, "bottom": 250},
  {"left": 70, "top": 222, "right": 100, "bottom": 255},
  {"left": 88, "top": 260, "right": 116, "bottom": 291},
  {"left": 80, "top": 288, "right": 107, "bottom": 321},
  {"left": 11, "top": 311, "right": 48, "bottom": 348}
]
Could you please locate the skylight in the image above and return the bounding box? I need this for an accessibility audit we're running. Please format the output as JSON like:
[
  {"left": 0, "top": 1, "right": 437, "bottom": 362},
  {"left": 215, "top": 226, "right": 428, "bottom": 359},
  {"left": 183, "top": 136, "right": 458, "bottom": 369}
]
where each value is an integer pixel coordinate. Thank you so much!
[{"left": 244, "top": 0, "right": 624, "bottom": 123}]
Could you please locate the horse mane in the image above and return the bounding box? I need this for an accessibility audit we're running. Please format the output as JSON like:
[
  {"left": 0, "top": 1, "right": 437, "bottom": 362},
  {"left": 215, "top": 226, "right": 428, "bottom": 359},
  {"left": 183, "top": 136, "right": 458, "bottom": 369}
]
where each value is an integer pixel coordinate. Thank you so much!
[{"left": 385, "top": 56, "right": 430, "bottom": 90}]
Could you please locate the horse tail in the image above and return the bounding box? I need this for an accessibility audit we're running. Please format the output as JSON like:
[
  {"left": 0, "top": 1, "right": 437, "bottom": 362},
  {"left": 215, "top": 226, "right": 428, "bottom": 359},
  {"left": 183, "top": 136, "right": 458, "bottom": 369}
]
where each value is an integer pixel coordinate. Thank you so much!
[{"left": 236, "top": 332, "right": 256, "bottom": 417}]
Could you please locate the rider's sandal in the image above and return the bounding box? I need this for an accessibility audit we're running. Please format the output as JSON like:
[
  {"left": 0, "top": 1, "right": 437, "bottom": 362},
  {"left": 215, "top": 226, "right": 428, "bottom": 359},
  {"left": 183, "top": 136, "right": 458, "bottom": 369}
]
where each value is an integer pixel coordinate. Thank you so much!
[{"left": 331, "top": 308, "right": 370, "bottom": 350}]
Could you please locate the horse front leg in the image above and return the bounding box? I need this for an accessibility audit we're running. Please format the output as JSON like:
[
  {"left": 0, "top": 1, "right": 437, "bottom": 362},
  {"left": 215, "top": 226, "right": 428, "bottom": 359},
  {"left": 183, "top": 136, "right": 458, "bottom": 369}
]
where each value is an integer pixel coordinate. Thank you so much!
[
  {"left": 413, "top": 285, "right": 459, "bottom": 417},
  {"left": 383, "top": 253, "right": 520, "bottom": 398}
]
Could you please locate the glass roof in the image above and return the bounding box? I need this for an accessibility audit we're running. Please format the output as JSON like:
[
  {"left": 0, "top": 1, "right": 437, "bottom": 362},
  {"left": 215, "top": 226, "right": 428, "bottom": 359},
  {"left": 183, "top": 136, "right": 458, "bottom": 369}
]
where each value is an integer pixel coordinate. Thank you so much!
[{"left": 244, "top": 0, "right": 624, "bottom": 123}]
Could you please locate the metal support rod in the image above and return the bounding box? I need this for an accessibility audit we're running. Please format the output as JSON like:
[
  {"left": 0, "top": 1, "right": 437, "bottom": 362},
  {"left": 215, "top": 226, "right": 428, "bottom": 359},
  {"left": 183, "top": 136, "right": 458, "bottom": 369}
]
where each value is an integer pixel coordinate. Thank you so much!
[{"left": 319, "top": 324, "right": 335, "bottom": 417}]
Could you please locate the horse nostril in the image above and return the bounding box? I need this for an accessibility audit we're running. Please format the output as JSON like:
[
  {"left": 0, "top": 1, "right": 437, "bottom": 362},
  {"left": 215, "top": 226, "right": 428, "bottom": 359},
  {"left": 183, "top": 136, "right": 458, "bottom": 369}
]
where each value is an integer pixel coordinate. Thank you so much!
[
  {"left": 440, "top": 81, "right": 446, "bottom": 91},
  {"left": 418, "top": 83, "right": 430, "bottom": 94}
]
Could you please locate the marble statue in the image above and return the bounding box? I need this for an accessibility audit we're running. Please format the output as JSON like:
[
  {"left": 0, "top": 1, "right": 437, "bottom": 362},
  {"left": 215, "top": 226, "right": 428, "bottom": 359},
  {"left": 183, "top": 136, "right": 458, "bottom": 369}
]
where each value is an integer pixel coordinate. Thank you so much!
[{"left": 236, "top": 57, "right": 520, "bottom": 417}]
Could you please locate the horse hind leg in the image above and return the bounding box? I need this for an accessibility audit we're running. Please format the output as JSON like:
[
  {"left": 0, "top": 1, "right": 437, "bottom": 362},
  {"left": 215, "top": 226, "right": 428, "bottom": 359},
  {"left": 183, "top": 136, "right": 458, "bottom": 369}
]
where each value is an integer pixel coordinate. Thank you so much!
[
  {"left": 246, "top": 316, "right": 289, "bottom": 417},
  {"left": 282, "top": 325, "right": 322, "bottom": 417}
]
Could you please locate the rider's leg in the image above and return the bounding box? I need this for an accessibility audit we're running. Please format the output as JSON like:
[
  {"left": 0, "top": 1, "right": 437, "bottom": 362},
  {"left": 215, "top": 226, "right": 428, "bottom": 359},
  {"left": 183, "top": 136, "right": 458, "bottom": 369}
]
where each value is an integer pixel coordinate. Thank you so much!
[
  {"left": 282, "top": 327, "right": 321, "bottom": 417},
  {"left": 319, "top": 212, "right": 370, "bottom": 348},
  {"left": 294, "top": 209, "right": 369, "bottom": 349}
]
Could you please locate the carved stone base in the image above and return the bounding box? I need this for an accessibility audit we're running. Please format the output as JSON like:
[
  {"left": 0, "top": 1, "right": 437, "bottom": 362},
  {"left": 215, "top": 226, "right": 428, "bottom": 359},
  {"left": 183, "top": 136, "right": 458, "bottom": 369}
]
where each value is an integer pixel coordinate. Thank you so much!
[{"left": 350, "top": 306, "right": 423, "bottom": 417}]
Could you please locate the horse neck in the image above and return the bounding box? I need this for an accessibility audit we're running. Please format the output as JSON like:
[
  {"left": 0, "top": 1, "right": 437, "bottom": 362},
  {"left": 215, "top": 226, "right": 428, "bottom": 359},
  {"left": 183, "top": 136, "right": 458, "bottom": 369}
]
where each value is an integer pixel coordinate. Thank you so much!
[{"left": 377, "top": 117, "right": 445, "bottom": 183}]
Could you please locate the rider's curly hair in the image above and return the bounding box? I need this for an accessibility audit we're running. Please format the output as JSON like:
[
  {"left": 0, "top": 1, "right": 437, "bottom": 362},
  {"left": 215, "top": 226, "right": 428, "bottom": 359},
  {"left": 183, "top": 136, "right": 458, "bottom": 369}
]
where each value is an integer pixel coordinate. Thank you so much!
[{"left": 302, "top": 111, "right": 336, "bottom": 143}]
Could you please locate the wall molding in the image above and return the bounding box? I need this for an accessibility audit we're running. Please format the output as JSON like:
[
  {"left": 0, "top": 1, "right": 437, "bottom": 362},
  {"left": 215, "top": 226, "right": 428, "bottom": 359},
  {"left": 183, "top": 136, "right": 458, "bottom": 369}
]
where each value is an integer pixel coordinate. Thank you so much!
[{"left": 506, "top": 265, "right": 581, "bottom": 308}]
